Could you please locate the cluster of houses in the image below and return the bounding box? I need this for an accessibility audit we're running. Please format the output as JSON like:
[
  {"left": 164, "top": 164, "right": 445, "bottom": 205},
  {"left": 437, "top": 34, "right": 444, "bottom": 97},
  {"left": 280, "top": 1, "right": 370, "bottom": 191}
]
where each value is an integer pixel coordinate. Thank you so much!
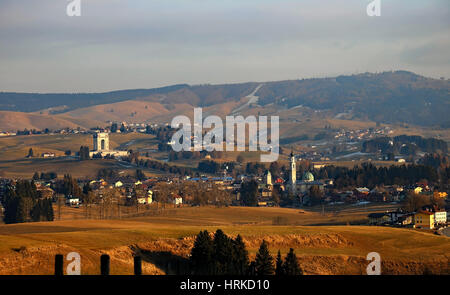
[
  {"left": 333, "top": 126, "right": 393, "bottom": 142},
  {"left": 1, "top": 168, "right": 449, "bottom": 232},
  {"left": 368, "top": 205, "right": 448, "bottom": 230},
  {"left": 64, "top": 178, "right": 156, "bottom": 207},
  {"left": 362, "top": 182, "right": 449, "bottom": 229}
]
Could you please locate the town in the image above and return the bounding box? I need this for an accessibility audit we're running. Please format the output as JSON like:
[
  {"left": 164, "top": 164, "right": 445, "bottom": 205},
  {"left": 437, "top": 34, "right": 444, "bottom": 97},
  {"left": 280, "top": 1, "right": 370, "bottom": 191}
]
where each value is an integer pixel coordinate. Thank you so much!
[{"left": 0, "top": 130, "right": 448, "bottom": 234}]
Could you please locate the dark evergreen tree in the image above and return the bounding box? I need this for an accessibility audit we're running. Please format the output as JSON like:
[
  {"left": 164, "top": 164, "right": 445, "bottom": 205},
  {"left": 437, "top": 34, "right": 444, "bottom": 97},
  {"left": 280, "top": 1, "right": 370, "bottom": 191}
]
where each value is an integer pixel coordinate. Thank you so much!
[
  {"left": 248, "top": 261, "right": 257, "bottom": 276},
  {"left": 32, "top": 172, "right": 40, "bottom": 181},
  {"left": 16, "top": 196, "right": 32, "bottom": 223},
  {"left": 190, "top": 230, "right": 214, "bottom": 275},
  {"left": 232, "top": 235, "right": 249, "bottom": 275},
  {"left": 254, "top": 240, "right": 274, "bottom": 275},
  {"left": 111, "top": 123, "right": 118, "bottom": 133},
  {"left": 275, "top": 250, "right": 284, "bottom": 275},
  {"left": 79, "top": 146, "right": 90, "bottom": 161},
  {"left": 45, "top": 198, "right": 54, "bottom": 221},
  {"left": 284, "top": 248, "right": 302, "bottom": 275},
  {"left": 212, "top": 229, "right": 234, "bottom": 275},
  {"left": 3, "top": 189, "right": 19, "bottom": 224},
  {"left": 31, "top": 199, "right": 42, "bottom": 222}
]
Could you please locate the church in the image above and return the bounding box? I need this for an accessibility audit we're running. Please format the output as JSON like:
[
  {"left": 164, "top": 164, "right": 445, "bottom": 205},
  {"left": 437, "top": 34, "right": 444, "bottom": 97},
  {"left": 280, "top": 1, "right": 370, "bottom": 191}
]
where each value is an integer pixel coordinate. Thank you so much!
[
  {"left": 89, "top": 132, "right": 129, "bottom": 158},
  {"left": 286, "top": 152, "right": 324, "bottom": 195}
]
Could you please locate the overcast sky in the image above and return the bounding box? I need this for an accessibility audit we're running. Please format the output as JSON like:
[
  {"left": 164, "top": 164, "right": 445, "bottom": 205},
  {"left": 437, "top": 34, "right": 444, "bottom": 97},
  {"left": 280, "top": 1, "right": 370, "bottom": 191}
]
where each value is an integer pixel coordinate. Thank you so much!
[{"left": 0, "top": 0, "right": 449, "bottom": 93}]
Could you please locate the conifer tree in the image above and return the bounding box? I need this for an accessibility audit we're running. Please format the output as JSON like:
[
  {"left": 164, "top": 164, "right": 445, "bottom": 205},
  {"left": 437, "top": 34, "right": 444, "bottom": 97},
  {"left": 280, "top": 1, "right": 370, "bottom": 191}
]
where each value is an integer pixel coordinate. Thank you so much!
[
  {"left": 284, "top": 248, "right": 302, "bottom": 275},
  {"left": 213, "top": 229, "right": 234, "bottom": 274},
  {"left": 3, "top": 190, "right": 18, "bottom": 224},
  {"left": 275, "top": 250, "right": 284, "bottom": 275},
  {"left": 232, "top": 234, "right": 249, "bottom": 275},
  {"left": 16, "top": 197, "right": 32, "bottom": 223},
  {"left": 46, "top": 199, "right": 54, "bottom": 221},
  {"left": 248, "top": 261, "right": 257, "bottom": 276},
  {"left": 190, "top": 230, "right": 214, "bottom": 275},
  {"left": 254, "top": 240, "right": 274, "bottom": 275},
  {"left": 31, "top": 200, "right": 42, "bottom": 222},
  {"left": 33, "top": 172, "right": 40, "bottom": 181}
]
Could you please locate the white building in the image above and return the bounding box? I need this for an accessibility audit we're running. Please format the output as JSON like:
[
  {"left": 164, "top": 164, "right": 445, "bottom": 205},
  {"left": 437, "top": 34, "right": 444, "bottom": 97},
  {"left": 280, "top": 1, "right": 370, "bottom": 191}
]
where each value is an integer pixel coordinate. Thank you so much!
[
  {"left": 173, "top": 196, "right": 183, "bottom": 206},
  {"left": 434, "top": 210, "right": 447, "bottom": 225},
  {"left": 93, "top": 132, "right": 109, "bottom": 151},
  {"left": 66, "top": 196, "right": 80, "bottom": 206},
  {"left": 89, "top": 132, "right": 129, "bottom": 157},
  {"left": 264, "top": 170, "right": 272, "bottom": 186}
]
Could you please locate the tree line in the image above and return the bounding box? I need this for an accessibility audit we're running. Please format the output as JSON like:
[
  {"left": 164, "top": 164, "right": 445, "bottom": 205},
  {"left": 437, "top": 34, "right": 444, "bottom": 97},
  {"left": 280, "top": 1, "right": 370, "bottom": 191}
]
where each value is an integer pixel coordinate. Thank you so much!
[
  {"left": 2, "top": 180, "right": 54, "bottom": 224},
  {"left": 362, "top": 135, "right": 447, "bottom": 155},
  {"left": 189, "top": 229, "right": 302, "bottom": 275},
  {"left": 33, "top": 171, "right": 58, "bottom": 181},
  {"left": 317, "top": 163, "right": 439, "bottom": 189}
]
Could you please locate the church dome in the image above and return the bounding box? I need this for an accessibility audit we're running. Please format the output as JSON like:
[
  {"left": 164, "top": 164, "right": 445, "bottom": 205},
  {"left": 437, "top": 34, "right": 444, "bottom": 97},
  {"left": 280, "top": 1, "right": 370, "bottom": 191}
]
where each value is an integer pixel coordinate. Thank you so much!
[{"left": 302, "top": 171, "right": 314, "bottom": 182}]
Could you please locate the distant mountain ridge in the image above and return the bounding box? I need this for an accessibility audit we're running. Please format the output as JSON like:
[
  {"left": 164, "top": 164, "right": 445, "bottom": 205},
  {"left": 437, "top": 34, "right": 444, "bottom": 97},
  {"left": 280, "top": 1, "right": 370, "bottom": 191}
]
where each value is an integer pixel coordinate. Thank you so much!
[
  {"left": 0, "top": 84, "right": 188, "bottom": 113},
  {"left": 0, "top": 71, "right": 449, "bottom": 127}
]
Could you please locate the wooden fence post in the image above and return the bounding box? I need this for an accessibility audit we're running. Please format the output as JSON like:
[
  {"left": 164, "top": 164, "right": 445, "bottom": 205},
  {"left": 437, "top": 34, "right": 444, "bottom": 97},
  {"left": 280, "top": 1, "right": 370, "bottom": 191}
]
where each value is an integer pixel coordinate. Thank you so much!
[
  {"left": 55, "top": 254, "right": 64, "bottom": 275},
  {"left": 134, "top": 256, "right": 142, "bottom": 275},
  {"left": 101, "top": 254, "right": 110, "bottom": 275}
]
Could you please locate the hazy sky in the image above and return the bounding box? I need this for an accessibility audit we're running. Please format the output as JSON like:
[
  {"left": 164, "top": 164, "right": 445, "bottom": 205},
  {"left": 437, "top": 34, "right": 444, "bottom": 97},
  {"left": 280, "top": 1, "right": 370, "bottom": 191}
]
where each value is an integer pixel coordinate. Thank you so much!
[{"left": 0, "top": 0, "right": 449, "bottom": 92}]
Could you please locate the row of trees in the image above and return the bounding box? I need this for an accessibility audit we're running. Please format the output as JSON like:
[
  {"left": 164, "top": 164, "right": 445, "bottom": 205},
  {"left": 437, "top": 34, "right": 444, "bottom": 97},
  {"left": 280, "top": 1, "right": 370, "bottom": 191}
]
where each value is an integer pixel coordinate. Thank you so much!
[
  {"left": 53, "top": 174, "right": 84, "bottom": 198},
  {"left": 2, "top": 180, "right": 54, "bottom": 224},
  {"left": 33, "top": 171, "right": 58, "bottom": 181},
  {"left": 190, "top": 229, "right": 302, "bottom": 275},
  {"left": 362, "top": 135, "right": 447, "bottom": 155},
  {"left": 420, "top": 153, "right": 449, "bottom": 169},
  {"left": 318, "top": 163, "right": 439, "bottom": 188}
]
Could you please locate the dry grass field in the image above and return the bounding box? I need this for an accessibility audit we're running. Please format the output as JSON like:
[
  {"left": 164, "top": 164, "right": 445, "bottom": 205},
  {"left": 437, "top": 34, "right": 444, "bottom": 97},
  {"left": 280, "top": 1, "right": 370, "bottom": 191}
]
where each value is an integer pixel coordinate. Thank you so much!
[
  {"left": 0, "top": 206, "right": 448, "bottom": 275},
  {"left": 0, "top": 133, "right": 162, "bottom": 179},
  {"left": 0, "top": 133, "right": 154, "bottom": 161}
]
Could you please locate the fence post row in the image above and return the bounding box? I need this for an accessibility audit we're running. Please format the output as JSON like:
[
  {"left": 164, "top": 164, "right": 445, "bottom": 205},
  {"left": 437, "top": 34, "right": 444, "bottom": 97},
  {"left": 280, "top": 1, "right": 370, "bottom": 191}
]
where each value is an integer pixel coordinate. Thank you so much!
[{"left": 55, "top": 254, "right": 143, "bottom": 275}]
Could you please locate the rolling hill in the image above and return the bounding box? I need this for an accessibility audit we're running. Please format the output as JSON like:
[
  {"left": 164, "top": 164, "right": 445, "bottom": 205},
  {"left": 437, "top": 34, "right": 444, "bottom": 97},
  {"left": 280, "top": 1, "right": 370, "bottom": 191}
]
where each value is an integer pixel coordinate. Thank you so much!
[{"left": 0, "top": 71, "right": 449, "bottom": 132}]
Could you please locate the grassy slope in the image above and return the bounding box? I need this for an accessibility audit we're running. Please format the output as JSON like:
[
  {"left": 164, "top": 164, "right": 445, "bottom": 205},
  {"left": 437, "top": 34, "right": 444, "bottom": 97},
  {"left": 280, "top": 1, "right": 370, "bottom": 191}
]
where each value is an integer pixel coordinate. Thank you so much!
[
  {"left": 0, "top": 207, "right": 448, "bottom": 275},
  {"left": 0, "top": 133, "right": 160, "bottom": 178}
]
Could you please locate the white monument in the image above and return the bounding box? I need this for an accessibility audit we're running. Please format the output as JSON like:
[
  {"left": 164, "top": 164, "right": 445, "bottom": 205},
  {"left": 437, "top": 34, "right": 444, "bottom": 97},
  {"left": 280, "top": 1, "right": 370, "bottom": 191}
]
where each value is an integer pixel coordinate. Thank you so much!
[
  {"left": 90, "top": 132, "right": 128, "bottom": 157},
  {"left": 93, "top": 132, "right": 109, "bottom": 152}
]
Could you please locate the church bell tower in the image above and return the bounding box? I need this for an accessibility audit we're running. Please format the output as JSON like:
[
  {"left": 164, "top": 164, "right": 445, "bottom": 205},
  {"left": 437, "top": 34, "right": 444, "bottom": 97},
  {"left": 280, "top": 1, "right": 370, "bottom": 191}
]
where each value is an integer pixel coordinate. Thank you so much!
[{"left": 289, "top": 151, "right": 296, "bottom": 193}]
